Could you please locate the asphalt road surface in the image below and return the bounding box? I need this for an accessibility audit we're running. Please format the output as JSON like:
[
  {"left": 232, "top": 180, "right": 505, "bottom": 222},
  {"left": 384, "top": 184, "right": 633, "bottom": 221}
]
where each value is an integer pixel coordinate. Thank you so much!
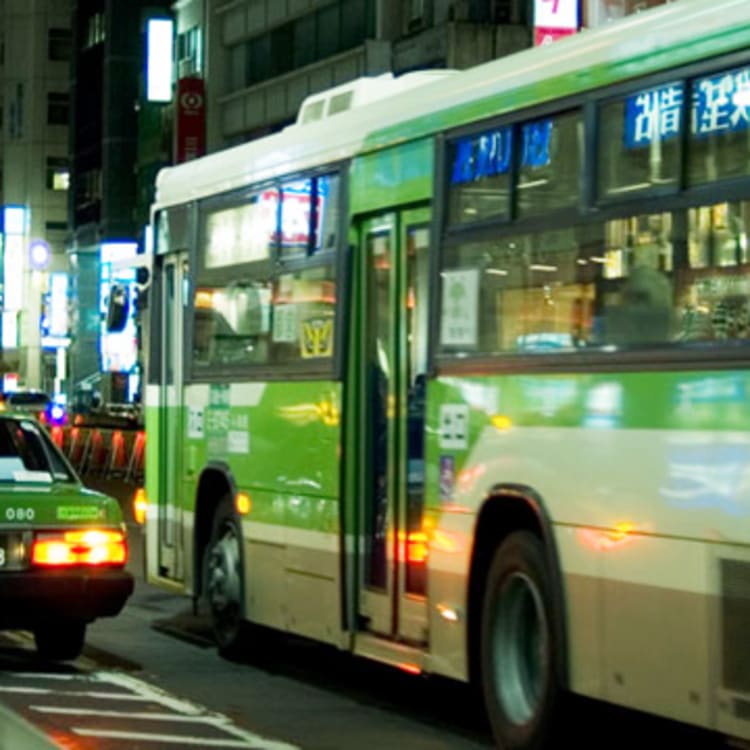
[{"left": 0, "top": 477, "right": 731, "bottom": 750}]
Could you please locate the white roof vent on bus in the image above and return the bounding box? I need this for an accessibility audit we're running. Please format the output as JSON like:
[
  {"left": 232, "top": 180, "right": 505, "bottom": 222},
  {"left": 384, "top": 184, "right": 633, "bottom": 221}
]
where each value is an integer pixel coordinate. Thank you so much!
[{"left": 295, "top": 70, "right": 457, "bottom": 126}]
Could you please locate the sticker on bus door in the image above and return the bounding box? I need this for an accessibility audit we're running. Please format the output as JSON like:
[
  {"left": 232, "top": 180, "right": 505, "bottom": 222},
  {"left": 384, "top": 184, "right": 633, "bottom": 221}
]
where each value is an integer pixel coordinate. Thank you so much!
[
  {"left": 301, "top": 317, "right": 333, "bottom": 358},
  {"left": 439, "top": 404, "right": 469, "bottom": 450},
  {"left": 439, "top": 455, "right": 455, "bottom": 501},
  {"left": 187, "top": 407, "right": 204, "bottom": 439}
]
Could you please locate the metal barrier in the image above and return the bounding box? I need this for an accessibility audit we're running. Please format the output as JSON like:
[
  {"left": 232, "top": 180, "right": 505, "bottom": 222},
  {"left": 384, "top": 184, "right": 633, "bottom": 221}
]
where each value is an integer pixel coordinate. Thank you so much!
[{"left": 60, "top": 425, "right": 145, "bottom": 483}]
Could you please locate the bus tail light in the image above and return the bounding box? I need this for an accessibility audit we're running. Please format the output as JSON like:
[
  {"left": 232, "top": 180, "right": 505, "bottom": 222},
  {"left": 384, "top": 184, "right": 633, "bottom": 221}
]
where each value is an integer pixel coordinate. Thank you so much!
[
  {"left": 32, "top": 529, "right": 127, "bottom": 566},
  {"left": 407, "top": 531, "right": 429, "bottom": 564},
  {"left": 133, "top": 487, "right": 148, "bottom": 525}
]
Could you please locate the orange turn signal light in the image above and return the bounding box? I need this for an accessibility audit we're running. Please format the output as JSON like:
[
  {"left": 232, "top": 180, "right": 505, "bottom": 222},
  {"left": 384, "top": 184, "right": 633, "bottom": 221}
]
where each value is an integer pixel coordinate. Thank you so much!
[
  {"left": 32, "top": 529, "right": 127, "bottom": 566},
  {"left": 235, "top": 491, "right": 252, "bottom": 515}
]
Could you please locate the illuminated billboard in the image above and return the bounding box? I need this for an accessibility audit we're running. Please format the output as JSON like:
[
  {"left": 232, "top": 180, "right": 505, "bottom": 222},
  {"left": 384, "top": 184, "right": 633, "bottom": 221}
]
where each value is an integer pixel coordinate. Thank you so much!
[{"left": 99, "top": 250, "right": 138, "bottom": 373}]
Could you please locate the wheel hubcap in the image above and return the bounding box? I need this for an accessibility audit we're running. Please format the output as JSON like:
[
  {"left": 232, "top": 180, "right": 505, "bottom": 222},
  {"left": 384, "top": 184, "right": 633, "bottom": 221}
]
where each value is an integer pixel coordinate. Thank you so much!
[
  {"left": 207, "top": 524, "right": 241, "bottom": 620},
  {"left": 491, "top": 571, "right": 548, "bottom": 725}
]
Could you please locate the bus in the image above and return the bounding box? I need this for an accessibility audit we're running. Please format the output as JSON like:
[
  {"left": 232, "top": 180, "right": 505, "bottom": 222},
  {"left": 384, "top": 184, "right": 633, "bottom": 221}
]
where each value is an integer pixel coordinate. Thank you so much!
[{"left": 142, "top": 1, "right": 750, "bottom": 746}]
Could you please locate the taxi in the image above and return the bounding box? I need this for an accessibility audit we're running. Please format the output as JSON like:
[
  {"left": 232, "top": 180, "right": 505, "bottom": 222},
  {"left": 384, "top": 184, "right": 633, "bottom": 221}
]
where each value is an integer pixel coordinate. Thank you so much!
[{"left": 0, "top": 414, "right": 133, "bottom": 660}]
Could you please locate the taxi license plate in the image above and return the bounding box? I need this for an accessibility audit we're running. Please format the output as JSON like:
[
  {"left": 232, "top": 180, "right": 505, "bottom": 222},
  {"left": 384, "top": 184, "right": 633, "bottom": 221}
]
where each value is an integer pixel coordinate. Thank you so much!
[{"left": 0, "top": 531, "right": 31, "bottom": 571}]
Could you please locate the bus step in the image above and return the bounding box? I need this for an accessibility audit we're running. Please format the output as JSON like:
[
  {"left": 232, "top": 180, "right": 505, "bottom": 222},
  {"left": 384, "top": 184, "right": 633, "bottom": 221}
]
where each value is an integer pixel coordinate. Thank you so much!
[{"left": 353, "top": 632, "right": 426, "bottom": 674}]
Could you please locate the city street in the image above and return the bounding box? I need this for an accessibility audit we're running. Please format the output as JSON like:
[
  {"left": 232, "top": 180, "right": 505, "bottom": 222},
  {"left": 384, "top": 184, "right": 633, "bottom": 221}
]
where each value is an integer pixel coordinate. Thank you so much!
[
  {"left": 0, "top": 477, "right": 495, "bottom": 750},
  {"left": 0, "top": 478, "right": 730, "bottom": 750},
  {"left": 0, "top": 3, "right": 748, "bottom": 749}
]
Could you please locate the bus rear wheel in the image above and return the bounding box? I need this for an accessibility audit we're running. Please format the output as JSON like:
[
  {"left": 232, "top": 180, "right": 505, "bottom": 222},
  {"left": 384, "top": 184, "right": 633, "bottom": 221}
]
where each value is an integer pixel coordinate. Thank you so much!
[
  {"left": 205, "top": 497, "right": 248, "bottom": 660},
  {"left": 480, "top": 530, "right": 564, "bottom": 750}
]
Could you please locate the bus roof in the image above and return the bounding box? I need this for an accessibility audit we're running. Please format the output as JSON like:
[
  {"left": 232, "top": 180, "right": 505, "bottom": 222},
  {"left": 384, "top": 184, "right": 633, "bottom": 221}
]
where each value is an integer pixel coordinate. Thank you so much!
[
  {"left": 154, "top": 0, "right": 750, "bottom": 211},
  {"left": 363, "top": 0, "right": 750, "bottom": 150},
  {"left": 154, "top": 70, "right": 455, "bottom": 209}
]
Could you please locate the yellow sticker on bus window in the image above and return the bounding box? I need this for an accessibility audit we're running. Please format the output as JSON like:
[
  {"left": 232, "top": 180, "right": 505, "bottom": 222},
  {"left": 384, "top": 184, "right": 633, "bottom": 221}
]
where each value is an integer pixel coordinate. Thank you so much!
[{"left": 301, "top": 317, "right": 334, "bottom": 358}]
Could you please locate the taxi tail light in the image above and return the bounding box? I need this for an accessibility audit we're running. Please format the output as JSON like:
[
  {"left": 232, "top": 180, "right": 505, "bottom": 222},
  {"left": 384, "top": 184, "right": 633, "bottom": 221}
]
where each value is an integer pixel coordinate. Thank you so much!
[{"left": 32, "top": 529, "right": 127, "bottom": 566}]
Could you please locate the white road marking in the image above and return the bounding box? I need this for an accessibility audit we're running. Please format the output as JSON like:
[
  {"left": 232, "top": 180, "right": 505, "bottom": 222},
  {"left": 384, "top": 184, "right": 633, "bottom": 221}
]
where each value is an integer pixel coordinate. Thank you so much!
[
  {"left": 91, "top": 673, "right": 300, "bottom": 748},
  {"left": 11, "top": 672, "right": 81, "bottom": 680},
  {"left": 0, "top": 686, "right": 149, "bottom": 700},
  {"left": 91, "top": 672, "right": 205, "bottom": 715},
  {"left": 71, "top": 728, "right": 285, "bottom": 748},
  {"left": 0, "top": 672, "right": 299, "bottom": 750},
  {"left": 2, "top": 670, "right": 300, "bottom": 750},
  {"left": 31, "top": 705, "right": 235, "bottom": 723}
]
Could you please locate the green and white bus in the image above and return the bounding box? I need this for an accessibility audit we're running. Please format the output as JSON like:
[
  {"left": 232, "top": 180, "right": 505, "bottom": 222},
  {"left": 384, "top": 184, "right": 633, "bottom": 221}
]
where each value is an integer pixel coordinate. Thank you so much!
[{"left": 143, "top": 0, "right": 750, "bottom": 746}]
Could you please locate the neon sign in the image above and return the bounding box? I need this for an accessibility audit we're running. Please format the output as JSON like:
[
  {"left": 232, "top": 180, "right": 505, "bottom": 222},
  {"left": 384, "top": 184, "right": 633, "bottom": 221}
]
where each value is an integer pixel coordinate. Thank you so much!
[
  {"left": 624, "top": 65, "right": 750, "bottom": 147},
  {"left": 450, "top": 121, "right": 552, "bottom": 186}
]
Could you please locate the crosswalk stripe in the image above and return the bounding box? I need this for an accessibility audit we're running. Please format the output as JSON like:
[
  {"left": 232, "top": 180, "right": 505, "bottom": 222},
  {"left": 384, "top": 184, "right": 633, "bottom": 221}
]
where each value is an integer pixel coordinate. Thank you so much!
[
  {"left": 71, "top": 728, "right": 288, "bottom": 748},
  {"left": 0, "top": 686, "right": 149, "bottom": 700},
  {"left": 32, "top": 705, "right": 233, "bottom": 722}
]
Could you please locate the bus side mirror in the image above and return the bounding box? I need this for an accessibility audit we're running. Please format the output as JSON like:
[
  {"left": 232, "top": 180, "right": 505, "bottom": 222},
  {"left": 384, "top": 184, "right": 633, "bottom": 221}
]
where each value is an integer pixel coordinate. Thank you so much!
[
  {"left": 106, "top": 284, "right": 130, "bottom": 332},
  {"left": 135, "top": 266, "right": 151, "bottom": 290}
]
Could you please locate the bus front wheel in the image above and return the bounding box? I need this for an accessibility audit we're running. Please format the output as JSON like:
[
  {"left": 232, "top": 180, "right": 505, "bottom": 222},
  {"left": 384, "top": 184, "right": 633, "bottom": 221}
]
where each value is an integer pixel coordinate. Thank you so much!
[
  {"left": 205, "top": 496, "right": 248, "bottom": 660},
  {"left": 480, "top": 530, "right": 564, "bottom": 750}
]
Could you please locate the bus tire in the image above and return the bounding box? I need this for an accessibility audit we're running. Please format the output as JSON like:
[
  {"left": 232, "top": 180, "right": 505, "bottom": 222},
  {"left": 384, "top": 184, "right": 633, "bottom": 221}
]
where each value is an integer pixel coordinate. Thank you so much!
[
  {"left": 205, "top": 496, "right": 248, "bottom": 660},
  {"left": 34, "top": 620, "right": 86, "bottom": 661},
  {"left": 480, "top": 530, "right": 564, "bottom": 750}
]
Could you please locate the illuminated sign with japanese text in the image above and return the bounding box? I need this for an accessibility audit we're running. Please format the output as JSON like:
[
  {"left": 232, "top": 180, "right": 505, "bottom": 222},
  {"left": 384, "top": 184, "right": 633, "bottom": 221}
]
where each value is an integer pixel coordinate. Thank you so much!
[
  {"left": 624, "top": 65, "right": 750, "bottom": 147},
  {"left": 450, "top": 121, "right": 552, "bottom": 186}
]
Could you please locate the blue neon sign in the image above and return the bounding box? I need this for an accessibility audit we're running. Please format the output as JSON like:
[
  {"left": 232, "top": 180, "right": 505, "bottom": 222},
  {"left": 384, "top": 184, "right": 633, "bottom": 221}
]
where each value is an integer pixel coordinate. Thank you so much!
[
  {"left": 450, "top": 121, "right": 553, "bottom": 186},
  {"left": 522, "top": 120, "right": 552, "bottom": 169},
  {"left": 450, "top": 127, "right": 512, "bottom": 184},
  {"left": 693, "top": 66, "right": 750, "bottom": 137},
  {"left": 624, "top": 83, "right": 684, "bottom": 148},
  {"left": 623, "top": 65, "right": 750, "bottom": 148}
]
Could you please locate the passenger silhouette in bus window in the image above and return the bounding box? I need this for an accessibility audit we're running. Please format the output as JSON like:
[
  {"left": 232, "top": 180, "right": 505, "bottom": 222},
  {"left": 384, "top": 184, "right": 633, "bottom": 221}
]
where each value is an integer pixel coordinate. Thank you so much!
[{"left": 605, "top": 265, "right": 673, "bottom": 346}]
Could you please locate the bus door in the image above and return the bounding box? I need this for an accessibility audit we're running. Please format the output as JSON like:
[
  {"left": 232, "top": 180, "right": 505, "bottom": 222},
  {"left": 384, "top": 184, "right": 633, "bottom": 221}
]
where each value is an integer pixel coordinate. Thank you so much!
[
  {"left": 155, "top": 250, "right": 189, "bottom": 581},
  {"left": 357, "top": 209, "right": 431, "bottom": 645}
]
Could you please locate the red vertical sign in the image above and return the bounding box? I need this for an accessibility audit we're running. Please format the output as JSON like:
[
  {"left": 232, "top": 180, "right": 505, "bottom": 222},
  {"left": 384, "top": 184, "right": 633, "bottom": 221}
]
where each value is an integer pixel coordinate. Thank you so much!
[
  {"left": 175, "top": 77, "right": 206, "bottom": 163},
  {"left": 534, "top": 0, "right": 580, "bottom": 45}
]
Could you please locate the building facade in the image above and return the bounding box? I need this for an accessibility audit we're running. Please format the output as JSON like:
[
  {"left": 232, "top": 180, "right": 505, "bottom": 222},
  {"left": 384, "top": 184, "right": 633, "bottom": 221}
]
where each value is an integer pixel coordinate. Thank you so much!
[
  {"left": 68, "top": 0, "right": 171, "bottom": 406},
  {"left": 173, "top": 0, "right": 530, "bottom": 152},
  {"left": 175, "top": 0, "right": 678, "bottom": 155},
  {"left": 0, "top": 0, "right": 674, "bottom": 404},
  {"left": 0, "top": 0, "right": 72, "bottom": 393}
]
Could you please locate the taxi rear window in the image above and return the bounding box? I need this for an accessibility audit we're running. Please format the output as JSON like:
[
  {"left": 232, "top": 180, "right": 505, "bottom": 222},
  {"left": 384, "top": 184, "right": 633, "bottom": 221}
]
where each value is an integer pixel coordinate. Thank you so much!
[{"left": 0, "top": 419, "right": 73, "bottom": 482}]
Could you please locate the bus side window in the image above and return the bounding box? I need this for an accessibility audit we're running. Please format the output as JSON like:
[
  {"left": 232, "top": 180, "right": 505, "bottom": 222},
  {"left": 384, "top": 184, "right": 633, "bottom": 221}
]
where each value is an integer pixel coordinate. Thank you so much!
[
  {"left": 193, "top": 309, "right": 216, "bottom": 364},
  {"left": 604, "top": 265, "right": 674, "bottom": 346}
]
